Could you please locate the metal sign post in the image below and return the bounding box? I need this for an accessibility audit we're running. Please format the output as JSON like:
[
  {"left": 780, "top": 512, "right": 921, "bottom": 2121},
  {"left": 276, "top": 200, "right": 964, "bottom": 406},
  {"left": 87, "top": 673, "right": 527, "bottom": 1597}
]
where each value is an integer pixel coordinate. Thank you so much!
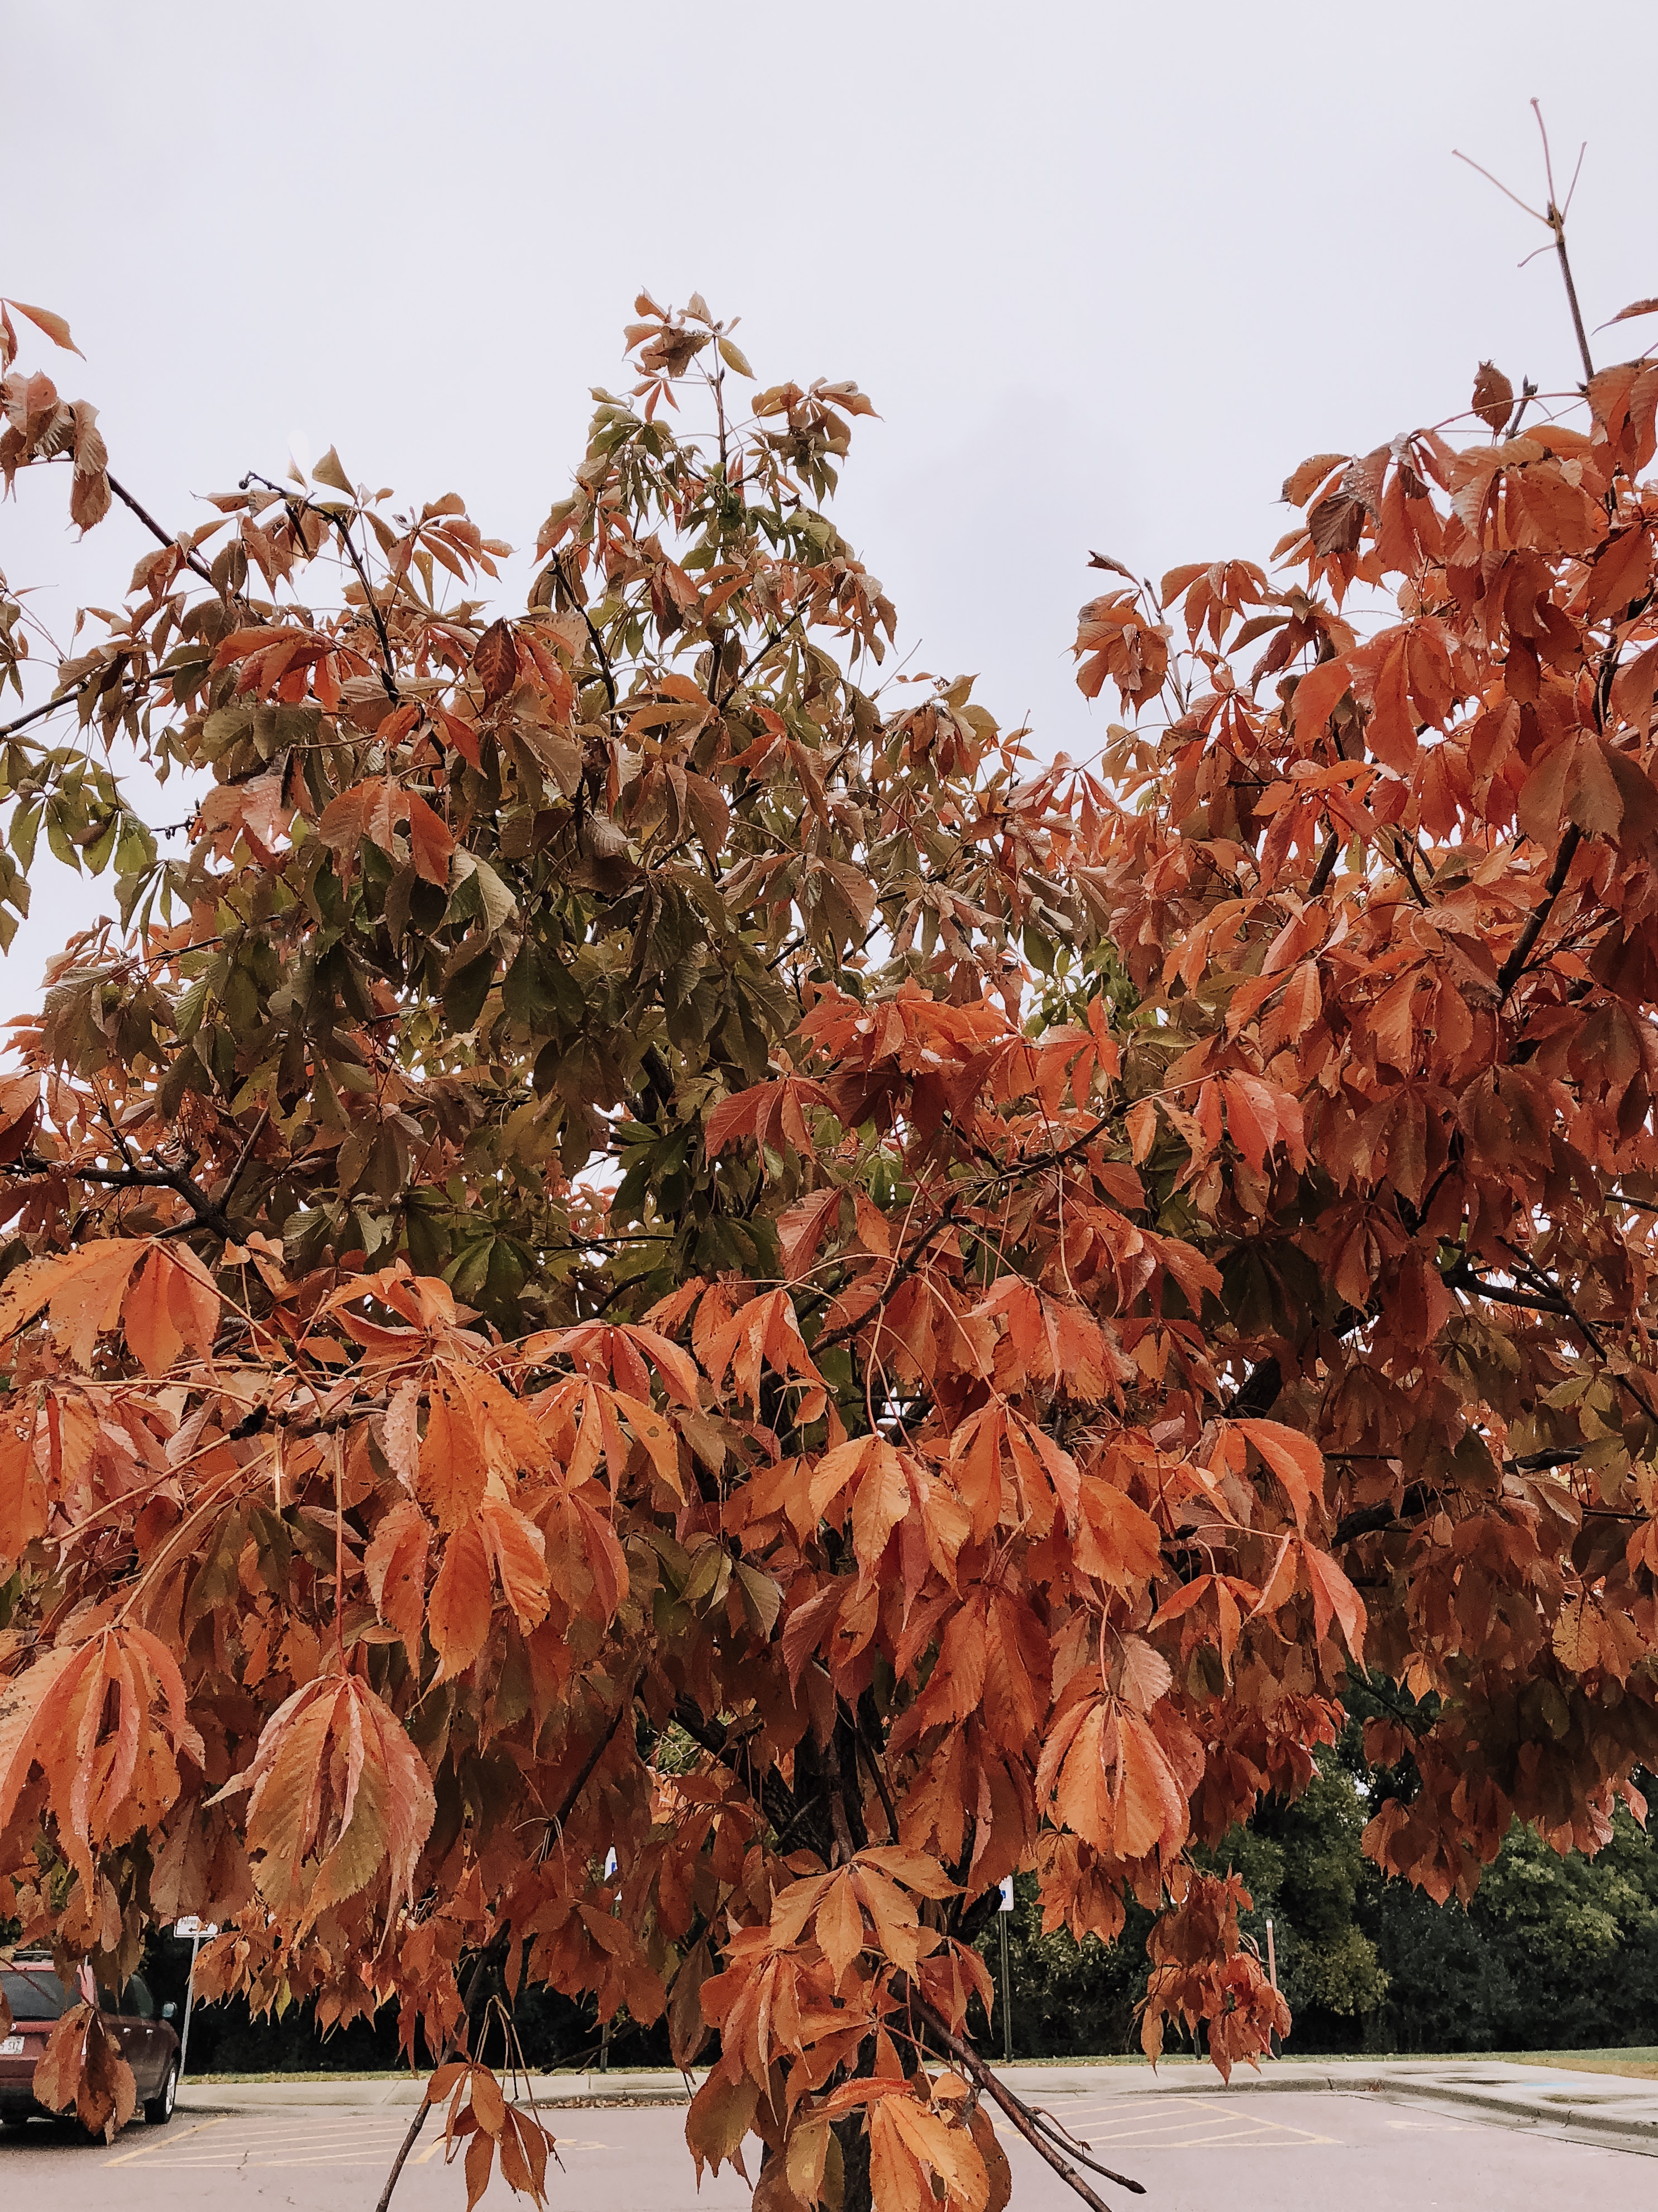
[
  {"left": 997, "top": 1876, "right": 1014, "bottom": 2066},
  {"left": 173, "top": 1917, "right": 218, "bottom": 2077},
  {"left": 599, "top": 1849, "right": 619, "bottom": 2076}
]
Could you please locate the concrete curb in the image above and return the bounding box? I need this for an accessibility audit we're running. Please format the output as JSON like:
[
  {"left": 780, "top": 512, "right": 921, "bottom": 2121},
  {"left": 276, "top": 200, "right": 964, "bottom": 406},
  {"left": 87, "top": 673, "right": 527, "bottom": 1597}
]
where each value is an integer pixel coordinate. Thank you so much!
[
  {"left": 1369, "top": 2077, "right": 1658, "bottom": 2146},
  {"left": 177, "top": 2070, "right": 699, "bottom": 2115}
]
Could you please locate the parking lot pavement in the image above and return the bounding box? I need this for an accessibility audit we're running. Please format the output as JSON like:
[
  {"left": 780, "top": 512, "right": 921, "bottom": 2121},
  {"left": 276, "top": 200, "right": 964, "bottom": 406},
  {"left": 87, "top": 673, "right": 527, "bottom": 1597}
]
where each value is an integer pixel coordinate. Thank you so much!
[
  {"left": 0, "top": 2103, "right": 754, "bottom": 2209},
  {"left": 1, "top": 2086, "right": 1654, "bottom": 2208},
  {"left": 992, "top": 2087, "right": 1653, "bottom": 2209}
]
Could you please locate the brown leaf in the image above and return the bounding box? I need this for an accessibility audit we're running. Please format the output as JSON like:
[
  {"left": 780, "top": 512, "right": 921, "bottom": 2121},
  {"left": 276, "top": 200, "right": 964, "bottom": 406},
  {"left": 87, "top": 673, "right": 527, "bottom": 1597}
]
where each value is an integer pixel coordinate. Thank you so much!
[
  {"left": 310, "top": 444, "right": 355, "bottom": 495},
  {"left": 1114, "top": 1713, "right": 1188, "bottom": 1859},
  {"left": 428, "top": 1522, "right": 493, "bottom": 1679},
  {"left": 667, "top": 1939, "right": 714, "bottom": 2068},
  {"left": 474, "top": 618, "right": 519, "bottom": 707},
  {"left": 1112, "top": 1633, "right": 1172, "bottom": 1714},
  {"left": 405, "top": 790, "right": 456, "bottom": 886},
  {"left": 1280, "top": 452, "right": 1347, "bottom": 506},
  {"left": 365, "top": 1497, "right": 429, "bottom": 1648},
  {"left": 1235, "top": 1419, "right": 1323, "bottom": 1532},
  {"left": 32, "top": 2005, "right": 135, "bottom": 2141},
  {"left": 1307, "top": 490, "right": 1365, "bottom": 556},
  {"left": 0, "top": 1398, "right": 45, "bottom": 1570},
  {"left": 1471, "top": 360, "right": 1515, "bottom": 434},
  {"left": 971, "top": 2105, "right": 1013, "bottom": 2212},
  {"left": 686, "top": 2072, "right": 758, "bottom": 2180},
  {"left": 7, "top": 299, "right": 83, "bottom": 356}
]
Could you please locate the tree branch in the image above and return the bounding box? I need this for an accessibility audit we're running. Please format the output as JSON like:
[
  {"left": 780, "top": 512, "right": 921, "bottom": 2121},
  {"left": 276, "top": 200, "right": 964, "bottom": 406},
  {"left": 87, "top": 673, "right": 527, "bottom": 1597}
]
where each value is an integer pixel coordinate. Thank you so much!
[
  {"left": 1533, "top": 101, "right": 1595, "bottom": 383},
  {"left": 1497, "top": 823, "right": 1581, "bottom": 1002},
  {"left": 672, "top": 1692, "right": 799, "bottom": 1841},
  {"left": 1445, "top": 1261, "right": 1568, "bottom": 1314},
  {"left": 216, "top": 1106, "right": 271, "bottom": 1217},
  {"left": 0, "top": 669, "right": 158, "bottom": 745},
  {"left": 374, "top": 1938, "right": 510, "bottom": 2212},
  {"left": 380, "top": 1679, "right": 645, "bottom": 2211},
  {"left": 812, "top": 1196, "right": 964, "bottom": 1355},
  {"left": 107, "top": 474, "right": 218, "bottom": 588},
  {"left": 9, "top": 1150, "right": 235, "bottom": 1241},
  {"left": 1307, "top": 831, "right": 1340, "bottom": 900},
  {"left": 1334, "top": 1448, "right": 1586, "bottom": 1546},
  {"left": 540, "top": 1677, "right": 643, "bottom": 1854},
  {"left": 908, "top": 1995, "right": 1145, "bottom": 2206}
]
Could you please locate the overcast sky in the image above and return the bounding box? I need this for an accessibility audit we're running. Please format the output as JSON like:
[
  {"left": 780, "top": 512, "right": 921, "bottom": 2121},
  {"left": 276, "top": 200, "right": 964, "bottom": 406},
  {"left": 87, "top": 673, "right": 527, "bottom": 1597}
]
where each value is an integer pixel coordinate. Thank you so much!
[{"left": 3, "top": 0, "right": 1654, "bottom": 1015}]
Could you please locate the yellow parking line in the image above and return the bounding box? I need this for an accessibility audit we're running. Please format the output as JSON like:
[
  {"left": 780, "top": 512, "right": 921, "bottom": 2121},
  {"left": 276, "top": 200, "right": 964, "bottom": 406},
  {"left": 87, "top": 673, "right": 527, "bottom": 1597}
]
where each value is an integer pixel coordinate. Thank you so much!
[{"left": 105, "top": 2117, "right": 228, "bottom": 2166}]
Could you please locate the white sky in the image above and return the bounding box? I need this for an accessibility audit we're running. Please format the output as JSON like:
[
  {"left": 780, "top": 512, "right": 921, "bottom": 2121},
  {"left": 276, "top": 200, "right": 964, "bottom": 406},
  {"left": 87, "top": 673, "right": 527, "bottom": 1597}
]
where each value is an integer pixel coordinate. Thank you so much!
[{"left": 3, "top": 0, "right": 1654, "bottom": 1015}]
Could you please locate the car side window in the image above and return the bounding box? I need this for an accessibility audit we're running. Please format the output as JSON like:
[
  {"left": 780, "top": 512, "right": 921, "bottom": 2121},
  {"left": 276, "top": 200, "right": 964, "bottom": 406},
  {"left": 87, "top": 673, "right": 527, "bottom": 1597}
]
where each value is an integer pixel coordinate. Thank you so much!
[
  {"left": 95, "top": 1982, "right": 121, "bottom": 2015},
  {"left": 122, "top": 1975, "right": 156, "bottom": 2020}
]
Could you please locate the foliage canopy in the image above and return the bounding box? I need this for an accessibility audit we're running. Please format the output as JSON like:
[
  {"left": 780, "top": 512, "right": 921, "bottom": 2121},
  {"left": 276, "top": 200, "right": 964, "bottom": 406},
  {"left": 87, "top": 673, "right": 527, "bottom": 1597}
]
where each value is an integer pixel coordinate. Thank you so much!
[{"left": 1, "top": 193, "right": 1658, "bottom": 2209}]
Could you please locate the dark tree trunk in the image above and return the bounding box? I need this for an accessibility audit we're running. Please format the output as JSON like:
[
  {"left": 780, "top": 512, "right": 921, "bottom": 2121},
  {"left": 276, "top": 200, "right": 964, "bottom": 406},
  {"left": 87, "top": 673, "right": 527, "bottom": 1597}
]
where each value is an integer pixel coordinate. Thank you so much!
[{"left": 832, "top": 2109, "right": 873, "bottom": 2212}]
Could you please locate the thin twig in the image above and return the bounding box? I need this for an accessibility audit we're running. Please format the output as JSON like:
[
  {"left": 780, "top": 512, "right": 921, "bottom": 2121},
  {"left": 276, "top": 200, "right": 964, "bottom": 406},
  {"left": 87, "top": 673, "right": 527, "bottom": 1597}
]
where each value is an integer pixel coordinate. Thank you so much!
[
  {"left": 811, "top": 1195, "right": 964, "bottom": 1354},
  {"left": 715, "top": 608, "right": 805, "bottom": 712},
  {"left": 107, "top": 475, "right": 218, "bottom": 588},
  {"left": 217, "top": 1105, "right": 271, "bottom": 1218},
  {"left": 380, "top": 1685, "right": 639, "bottom": 2212},
  {"left": 242, "top": 470, "right": 401, "bottom": 702},
  {"left": 1532, "top": 102, "right": 1595, "bottom": 382},
  {"left": 549, "top": 551, "right": 619, "bottom": 716},
  {"left": 1452, "top": 149, "right": 1545, "bottom": 224}
]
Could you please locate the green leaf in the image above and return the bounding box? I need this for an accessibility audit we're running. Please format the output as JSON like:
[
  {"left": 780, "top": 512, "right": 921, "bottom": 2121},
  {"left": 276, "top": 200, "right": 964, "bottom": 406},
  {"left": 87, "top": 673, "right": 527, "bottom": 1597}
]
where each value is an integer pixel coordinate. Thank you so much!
[
  {"left": 84, "top": 813, "right": 120, "bottom": 874},
  {"left": 114, "top": 813, "right": 157, "bottom": 875},
  {"left": 443, "top": 952, "right": 496, "bottom": 1032},
  {"left": 7, "top": 802, "right": 39, "bottom": 873},
  {"left": 451, "top": 850, "right": 518, "bottom": 938},
  {"left": 44, "top": 802, "right": 82, "bottom": 873}
]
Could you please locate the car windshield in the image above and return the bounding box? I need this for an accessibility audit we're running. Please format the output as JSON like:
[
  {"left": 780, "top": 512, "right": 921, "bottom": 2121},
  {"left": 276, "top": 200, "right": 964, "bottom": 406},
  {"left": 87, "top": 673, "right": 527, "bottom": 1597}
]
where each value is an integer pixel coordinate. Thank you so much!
[{"left": 2, "top": 1966, "right": 74, "bottom": 2021}]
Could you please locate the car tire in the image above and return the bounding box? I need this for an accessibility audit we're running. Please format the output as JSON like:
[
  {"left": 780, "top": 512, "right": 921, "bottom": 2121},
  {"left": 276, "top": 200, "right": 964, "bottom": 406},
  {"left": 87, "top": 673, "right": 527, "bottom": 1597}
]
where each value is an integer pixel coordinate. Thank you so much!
[
  {"left": 144, "top": 2063, "right": 178, "bottom": 2127},
  {"left": 1, "top": 2113, "right": 30, "bottom": 2131}
]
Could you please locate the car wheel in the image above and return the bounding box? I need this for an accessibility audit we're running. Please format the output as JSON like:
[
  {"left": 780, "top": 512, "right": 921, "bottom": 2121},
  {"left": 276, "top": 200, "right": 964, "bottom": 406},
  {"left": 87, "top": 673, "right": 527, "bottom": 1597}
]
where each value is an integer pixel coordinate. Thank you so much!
[{"left": 144, "top": 2062, "right": 178, "bottom": 2127}]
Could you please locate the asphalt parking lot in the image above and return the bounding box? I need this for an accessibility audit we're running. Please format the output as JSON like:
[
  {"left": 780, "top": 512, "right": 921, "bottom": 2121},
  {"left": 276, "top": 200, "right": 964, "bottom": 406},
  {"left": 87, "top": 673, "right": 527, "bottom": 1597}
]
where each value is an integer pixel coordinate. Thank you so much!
[{"left": 0, "top": 2088, "right": 1649, "bottom": 2208}]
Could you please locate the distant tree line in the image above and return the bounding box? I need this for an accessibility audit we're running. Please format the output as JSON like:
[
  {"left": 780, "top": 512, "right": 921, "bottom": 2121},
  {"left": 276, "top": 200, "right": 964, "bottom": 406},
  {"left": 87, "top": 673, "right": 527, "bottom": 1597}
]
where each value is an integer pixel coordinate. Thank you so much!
[
  {"left": 973, "top": 1684, "right": 1658, "bottom": 2060},
  {"left": 131, "top": 1696, "right": 1657, "bottom": 2072}
]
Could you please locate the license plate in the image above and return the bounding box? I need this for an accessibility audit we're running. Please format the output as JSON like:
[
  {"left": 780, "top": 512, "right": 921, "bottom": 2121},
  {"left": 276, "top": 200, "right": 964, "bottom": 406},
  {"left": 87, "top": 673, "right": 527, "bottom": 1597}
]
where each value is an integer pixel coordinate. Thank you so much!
[{"left": 0, "top": 2035, "right": 22, "bottom": 2056}]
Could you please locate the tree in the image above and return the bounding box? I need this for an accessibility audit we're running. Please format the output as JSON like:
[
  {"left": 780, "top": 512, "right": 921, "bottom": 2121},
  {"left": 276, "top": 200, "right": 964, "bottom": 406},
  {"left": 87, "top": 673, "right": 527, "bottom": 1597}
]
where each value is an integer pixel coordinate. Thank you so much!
[{"left": 1, "top": 120, "right": 1657, "bottom": 2208}]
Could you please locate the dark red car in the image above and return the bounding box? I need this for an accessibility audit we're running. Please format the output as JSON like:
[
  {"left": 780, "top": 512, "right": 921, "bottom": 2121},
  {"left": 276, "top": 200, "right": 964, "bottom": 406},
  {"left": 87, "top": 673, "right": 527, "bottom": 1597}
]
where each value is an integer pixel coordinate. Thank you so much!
[{"left": 1, "top": 1955, "right": 180, "bottom": 2133}]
